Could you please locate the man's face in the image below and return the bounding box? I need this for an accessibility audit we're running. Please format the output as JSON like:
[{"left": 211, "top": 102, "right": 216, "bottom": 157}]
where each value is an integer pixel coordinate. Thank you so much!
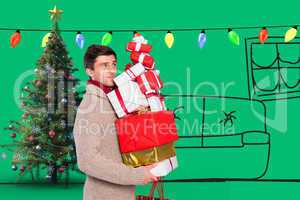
[{"left": 86, "top": 54, "right": 117, "bottom": 87}]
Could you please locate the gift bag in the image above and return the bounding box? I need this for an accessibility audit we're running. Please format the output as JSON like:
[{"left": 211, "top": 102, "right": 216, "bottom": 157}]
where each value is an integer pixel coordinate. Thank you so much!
[{"left": 136, "top": 178, "right": 172, "bottom": 200}]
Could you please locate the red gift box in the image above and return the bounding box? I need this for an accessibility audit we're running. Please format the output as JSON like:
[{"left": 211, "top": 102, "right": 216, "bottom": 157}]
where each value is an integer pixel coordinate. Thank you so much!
[
  {"left": 130, "top": 51, "right": 155, "bottom": 70},
  {"left": 126, "top": 41, "right": 152, "bottom": 53},
  {"left": 115, "top": 110, "right": 179, "bottom": 153},
  {"left": 136, "top": 70, "right": 163, "bottom": 94}
]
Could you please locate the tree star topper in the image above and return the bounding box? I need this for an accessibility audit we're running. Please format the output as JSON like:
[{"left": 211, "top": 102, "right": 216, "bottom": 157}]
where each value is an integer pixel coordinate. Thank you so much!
[{"left": 48, "top": 6, "right": 63, "bottom": 22}]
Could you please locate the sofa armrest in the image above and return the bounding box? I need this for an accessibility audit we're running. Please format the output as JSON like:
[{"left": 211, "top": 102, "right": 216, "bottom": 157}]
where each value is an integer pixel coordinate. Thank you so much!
[{"left": 242, "top": 131, "right": 270, "bottom": 144}]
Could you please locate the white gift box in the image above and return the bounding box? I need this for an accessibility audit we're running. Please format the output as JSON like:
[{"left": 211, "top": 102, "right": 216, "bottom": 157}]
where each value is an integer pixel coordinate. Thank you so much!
[
  {"left": 114, "top": 63, "right": 145, "bottom": 87},
  {"left": 146, "top": 93, "right": 166, "bottom": 112},
  {"left": 107, "top": 80, "right": 149, "bottom": 118},
  {"left": 150, "top": 156, "right": 178, "bottom": 177}
]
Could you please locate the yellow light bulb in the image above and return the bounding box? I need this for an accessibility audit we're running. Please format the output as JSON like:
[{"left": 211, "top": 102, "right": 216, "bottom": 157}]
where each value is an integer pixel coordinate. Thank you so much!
[
  {"left": 41, "top": 32, "right": 51, "bottom": 47},
  {"left": 165, "top": 31, "right": 174, "bottom": 48},
  {"left": 284, "top": 26, "right": 297, "bottom": 42}
]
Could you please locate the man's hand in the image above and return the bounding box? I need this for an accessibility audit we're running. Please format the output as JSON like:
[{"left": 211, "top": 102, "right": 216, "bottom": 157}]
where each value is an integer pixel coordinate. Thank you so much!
[{"left": 142, "top": 164, "right": 159, "bottom": 184}]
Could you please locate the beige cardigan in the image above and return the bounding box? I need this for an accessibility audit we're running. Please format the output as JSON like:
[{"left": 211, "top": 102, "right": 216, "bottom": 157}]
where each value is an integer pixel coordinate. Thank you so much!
[{"left": 73, "top": 84, "right": 145, "bottom": 200}]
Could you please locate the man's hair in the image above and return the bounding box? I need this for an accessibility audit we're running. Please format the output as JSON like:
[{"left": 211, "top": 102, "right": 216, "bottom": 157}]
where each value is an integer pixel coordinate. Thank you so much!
[{"left": 83, "top": 45, "right": 117, "bottom": 70}]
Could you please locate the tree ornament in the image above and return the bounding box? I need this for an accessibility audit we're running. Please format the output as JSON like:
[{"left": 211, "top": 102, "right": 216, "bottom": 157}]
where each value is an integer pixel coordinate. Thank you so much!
[
  {"left": 48, "top": 5, "right": 63, "bottom": 22},
  {"left": 259, "top": 27, "right": 268, "bottom": 44},
  {"left": 164, "top": 30, "right": 174, "bottom": 48},
  {"left": 61, "top": 120, "right": 66, "bottom": 128},
  {"left": 76, "top": 31, "right": 84, "bottom": 49},
  {"left": 35, "top": 80, "right": 43, "bottom": 86},
  {"left": 20, "top": 165, "right": 25, "bottom": 172},
  {"left": 22, "top": 112, "right": 29, "bottom": 119},
  {"left": 27, "top": 135, "right": 35, "bottom": 142},
  {"left": 66, "top": 75, "right": 74, "bottom": 80},
  {"left": 32, "top": 126, "right": 41, "bottom": 134},
  {"left": 48, "top": 130, "right": 56, "bottom": 138},
  {"left": 58, "top": 166, "right": 65, "bottom": 173},
  {"left": 61, "top": 98, "right": 68, "bottom": 103},
  {"left": 10, "top": 30, "right": 21, "bottom": 48},
  {"left": 24, "top": 86, "right": 30, "bottom": 91},
  {"left": 228, "top": 28, "right": 240, "bottom": 46},
  {"left": 284, "top": 26, "right": 297, "bottom": 42},
  {"left": 10, "top": 133, "right": 16, "bottom": 138},
  {"left": 35, "top": 145, "right": 41, "bottom": 150},
  {"left": 11, "top": 164, "right": 18, "bottom": 171},
  {"left": 21, "top": 101, "right": 26, "bottom": 107},
  {"left": 45, "top": 174, "right": 52, "bottom": 180}
]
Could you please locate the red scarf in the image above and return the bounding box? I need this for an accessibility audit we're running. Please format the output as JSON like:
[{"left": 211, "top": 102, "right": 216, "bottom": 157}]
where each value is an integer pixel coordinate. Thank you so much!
[{"left": 87, "top": 79, "right": 115, "bottom": 94}]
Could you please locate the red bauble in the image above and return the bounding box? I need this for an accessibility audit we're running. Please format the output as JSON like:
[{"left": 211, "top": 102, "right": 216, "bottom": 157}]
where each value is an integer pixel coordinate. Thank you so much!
[
  {"left": 10, "top": 133, "right": 16, "bottom": 138},
  {"left": 259, "top": 27, "right": 268, "bottom": 44},
  {"left": 21, "top": 101, "right": 26, "bottom": 107},
  {"left": 27, "top": 135, "right": 35, "bottom": 142},
  {"left": 20, "top": 165, "right": 25, "bottom": 172},
  {"left": 48, "top": 130, "right": 56, "bottom": 138},
  {"left": 22, "top": 112, "right": 29, "bottom": 119},
  {"left": 35, "top": 80, "right": 43, "bottom": 86},
  {"left": 58, "top": 166, "right": 65, "bottom": 173}
]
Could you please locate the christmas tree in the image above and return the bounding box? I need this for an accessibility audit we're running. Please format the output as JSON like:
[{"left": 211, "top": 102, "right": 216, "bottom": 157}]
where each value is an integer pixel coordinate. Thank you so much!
[{"left": 1, "top": 6, "right": 83, "bottom": 184}]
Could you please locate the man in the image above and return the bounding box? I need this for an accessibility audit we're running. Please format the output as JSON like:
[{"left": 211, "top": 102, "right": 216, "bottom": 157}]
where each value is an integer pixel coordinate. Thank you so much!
[{"left": 73, "top": 45, "right": 158, "bottom": 200}]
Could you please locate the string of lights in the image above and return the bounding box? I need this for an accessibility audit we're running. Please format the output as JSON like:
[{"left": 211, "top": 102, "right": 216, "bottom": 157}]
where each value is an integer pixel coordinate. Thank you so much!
[{"left": 5, "top": 24, "right": 300, "bottom": 49}]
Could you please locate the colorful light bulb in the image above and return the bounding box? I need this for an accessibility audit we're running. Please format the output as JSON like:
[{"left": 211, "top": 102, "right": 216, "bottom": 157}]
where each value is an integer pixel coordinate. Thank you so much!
[
  {"left": 101, "top": 31, "right": 113, "bottom": 46},
  {"left": 75, "top": 31, "right": 84, "bottom": 49},
  {"left": 41, "top": 32, "right": 51, "bottom": 48},
  {"left": 10, "top": 30, "right": 21, "bottom": 48},
  {"left": 164, "top": 31, "right": 174, "bottom": 48},
  {"left": 228, "top": 28, "right": 240, "bottom": 46},
  {"left": 198, "top": 30, "right": 207, "bottom": 48},
  {"left": 259, "top": 27, "right": 268, "bottom": 44},
  {"left": 284, "top": 26, "right": 297, "bottom": 42}
]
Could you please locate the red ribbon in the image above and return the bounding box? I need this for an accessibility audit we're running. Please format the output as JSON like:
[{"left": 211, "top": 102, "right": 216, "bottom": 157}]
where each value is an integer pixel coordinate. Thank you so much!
[{"left": 114, "top": 88, "right": 129, "bottom": 115}]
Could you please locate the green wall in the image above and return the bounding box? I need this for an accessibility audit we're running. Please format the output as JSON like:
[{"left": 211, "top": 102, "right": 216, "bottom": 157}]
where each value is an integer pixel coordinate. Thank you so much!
[{"left": 1, "top": 0, "right": 300, "bottom": 199}]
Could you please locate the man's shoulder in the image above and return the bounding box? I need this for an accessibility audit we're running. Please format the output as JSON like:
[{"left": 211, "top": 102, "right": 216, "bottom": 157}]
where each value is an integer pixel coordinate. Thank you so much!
[{"left": 77, "top": 92, "right": 115, "bottom": 117}]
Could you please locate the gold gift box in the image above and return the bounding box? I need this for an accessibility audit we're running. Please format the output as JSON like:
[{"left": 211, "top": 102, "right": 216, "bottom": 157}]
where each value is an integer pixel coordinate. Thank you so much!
[{"left": 121, "top": 142, "right": 176, "bottom": 167}]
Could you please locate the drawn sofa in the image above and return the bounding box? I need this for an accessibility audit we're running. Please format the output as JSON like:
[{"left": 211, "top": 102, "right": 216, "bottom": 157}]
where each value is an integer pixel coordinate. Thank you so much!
[{"left": 163, "top": 95, "right": 270, "bottom": 180}]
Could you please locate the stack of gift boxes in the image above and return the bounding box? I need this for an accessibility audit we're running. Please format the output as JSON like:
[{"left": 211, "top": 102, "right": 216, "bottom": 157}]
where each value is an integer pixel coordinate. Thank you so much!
[{"left": 107, "top": 33, "right": 179, "bottom": 177}]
